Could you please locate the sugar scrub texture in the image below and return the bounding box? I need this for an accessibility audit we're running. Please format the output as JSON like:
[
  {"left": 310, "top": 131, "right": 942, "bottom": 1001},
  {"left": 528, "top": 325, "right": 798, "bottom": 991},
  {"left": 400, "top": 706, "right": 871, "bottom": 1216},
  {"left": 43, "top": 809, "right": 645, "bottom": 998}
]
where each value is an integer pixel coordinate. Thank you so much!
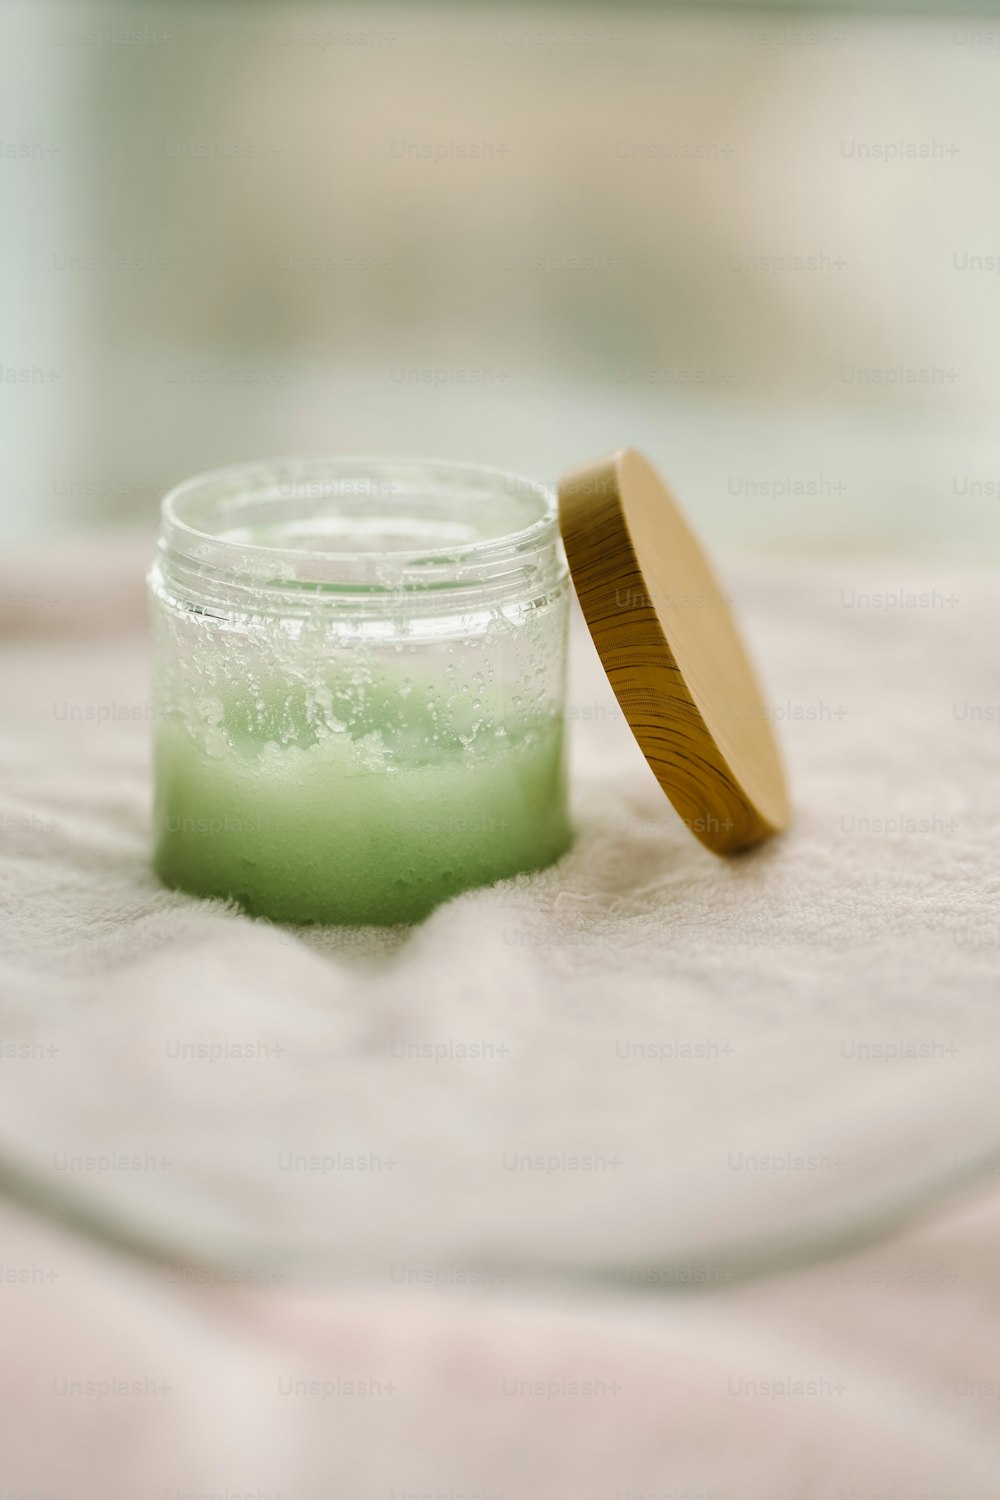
[
  {"left": 149, "top": 457, "right": 572, "bottom": 924},
  {"left": 153, "top": 677, "right": 570, "bottom": 925}
]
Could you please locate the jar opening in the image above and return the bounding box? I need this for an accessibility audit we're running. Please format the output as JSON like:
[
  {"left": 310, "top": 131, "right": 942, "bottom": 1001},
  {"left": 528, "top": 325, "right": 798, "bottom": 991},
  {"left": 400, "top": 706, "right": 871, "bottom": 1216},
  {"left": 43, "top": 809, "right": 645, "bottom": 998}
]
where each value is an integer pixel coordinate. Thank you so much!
[{"left": 159, "top": 457, "right": 561, "bottom": 597}]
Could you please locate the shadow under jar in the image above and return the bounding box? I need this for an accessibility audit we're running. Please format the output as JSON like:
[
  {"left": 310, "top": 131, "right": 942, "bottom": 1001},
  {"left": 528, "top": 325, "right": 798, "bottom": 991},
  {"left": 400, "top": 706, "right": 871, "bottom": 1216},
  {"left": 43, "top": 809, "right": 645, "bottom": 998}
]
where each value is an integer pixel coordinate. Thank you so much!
[{"left": 149, "top": 457, "right": 572, "bottom": 925}]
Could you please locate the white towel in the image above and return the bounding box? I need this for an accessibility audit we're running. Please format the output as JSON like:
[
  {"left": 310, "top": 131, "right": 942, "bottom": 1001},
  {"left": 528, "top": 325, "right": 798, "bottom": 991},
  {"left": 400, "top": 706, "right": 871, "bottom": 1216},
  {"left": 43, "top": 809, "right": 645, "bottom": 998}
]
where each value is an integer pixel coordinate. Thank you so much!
[{"left": 1, "top": 537, "right": 998, "bottom": 1495}]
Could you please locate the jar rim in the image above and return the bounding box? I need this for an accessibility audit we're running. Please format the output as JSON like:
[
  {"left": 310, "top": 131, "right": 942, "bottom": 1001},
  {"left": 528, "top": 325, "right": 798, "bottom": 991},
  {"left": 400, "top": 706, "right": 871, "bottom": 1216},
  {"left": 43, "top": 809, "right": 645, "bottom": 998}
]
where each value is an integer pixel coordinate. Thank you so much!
[{"left": 159, "top": 455, "right": 561, "bottom": 597}]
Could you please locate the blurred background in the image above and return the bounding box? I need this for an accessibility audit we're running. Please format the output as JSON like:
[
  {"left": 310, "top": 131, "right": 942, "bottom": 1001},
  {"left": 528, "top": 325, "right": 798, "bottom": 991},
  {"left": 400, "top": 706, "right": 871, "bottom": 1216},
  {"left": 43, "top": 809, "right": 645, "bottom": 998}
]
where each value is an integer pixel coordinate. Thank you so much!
[{"left": 4, "top": 0, "right": 1000, "bottom": 558}]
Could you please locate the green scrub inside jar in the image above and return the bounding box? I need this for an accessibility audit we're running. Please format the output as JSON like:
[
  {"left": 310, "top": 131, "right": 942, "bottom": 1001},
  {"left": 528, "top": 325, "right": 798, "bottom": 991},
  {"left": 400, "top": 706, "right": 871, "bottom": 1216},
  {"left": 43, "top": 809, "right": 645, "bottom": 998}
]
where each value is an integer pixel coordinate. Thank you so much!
[
  {"left": 153, "top": 670, "right": 569, "bottom": 926},
  {"left": 149, "top": 458, "right": 572, "bottom": 926}
]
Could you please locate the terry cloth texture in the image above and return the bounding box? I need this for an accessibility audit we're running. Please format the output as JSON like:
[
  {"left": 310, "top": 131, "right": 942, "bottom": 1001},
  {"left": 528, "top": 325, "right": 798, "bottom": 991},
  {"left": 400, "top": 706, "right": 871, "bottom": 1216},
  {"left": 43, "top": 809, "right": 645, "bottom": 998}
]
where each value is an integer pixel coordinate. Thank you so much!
[{"left": 0, "top": 538, "right": 998, "bottom": 1496}]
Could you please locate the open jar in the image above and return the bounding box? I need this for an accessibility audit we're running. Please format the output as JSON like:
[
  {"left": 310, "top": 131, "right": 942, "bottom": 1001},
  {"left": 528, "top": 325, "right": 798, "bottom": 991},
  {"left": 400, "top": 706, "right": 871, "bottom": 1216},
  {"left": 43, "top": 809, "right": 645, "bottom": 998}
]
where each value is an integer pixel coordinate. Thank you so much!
[
  {"left": 150, "top": 448, "right": 789, "bottom": 926},
  {"left": 149, "top": 457, "right": 573, "bottom": 925}
]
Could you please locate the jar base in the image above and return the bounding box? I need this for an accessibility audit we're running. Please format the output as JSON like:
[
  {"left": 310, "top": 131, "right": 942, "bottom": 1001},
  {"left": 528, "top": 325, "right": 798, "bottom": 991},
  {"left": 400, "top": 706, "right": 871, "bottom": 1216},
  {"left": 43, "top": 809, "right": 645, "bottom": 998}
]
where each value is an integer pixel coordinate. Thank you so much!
[{"left": 153, "top": 822, "right": 572, "bottom": 927}]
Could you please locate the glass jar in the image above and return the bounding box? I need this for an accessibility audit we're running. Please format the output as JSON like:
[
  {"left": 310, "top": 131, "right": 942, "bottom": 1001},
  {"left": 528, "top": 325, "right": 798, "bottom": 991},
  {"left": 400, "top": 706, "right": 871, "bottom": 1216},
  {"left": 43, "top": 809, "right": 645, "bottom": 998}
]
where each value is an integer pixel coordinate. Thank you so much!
[{"left": 149, "top": 457, "right": 572, "bottom": 925}]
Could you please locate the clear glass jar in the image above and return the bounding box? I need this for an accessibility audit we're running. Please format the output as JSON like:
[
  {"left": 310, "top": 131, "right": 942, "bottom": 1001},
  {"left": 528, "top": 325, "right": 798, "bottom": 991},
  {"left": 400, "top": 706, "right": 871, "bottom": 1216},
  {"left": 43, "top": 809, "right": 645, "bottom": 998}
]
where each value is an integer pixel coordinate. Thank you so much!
[{"left": 149, "top": 457, "right": 572, "bottom": 925}]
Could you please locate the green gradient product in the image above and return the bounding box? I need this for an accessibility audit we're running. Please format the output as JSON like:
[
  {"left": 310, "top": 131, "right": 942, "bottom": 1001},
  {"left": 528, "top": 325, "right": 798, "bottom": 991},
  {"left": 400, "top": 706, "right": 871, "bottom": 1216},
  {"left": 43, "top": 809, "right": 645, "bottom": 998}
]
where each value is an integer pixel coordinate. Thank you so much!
[{"left": 149, "top": 458, "right": 571, "bottom": 925}]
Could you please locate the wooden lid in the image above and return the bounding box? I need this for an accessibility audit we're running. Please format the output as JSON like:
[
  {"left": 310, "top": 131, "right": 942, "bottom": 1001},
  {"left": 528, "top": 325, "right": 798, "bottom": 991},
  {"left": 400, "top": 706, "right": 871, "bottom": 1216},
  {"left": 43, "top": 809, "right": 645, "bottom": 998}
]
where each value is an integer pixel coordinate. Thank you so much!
[{"left": 558, "top": 448, "right": 790, "bottom": 853}]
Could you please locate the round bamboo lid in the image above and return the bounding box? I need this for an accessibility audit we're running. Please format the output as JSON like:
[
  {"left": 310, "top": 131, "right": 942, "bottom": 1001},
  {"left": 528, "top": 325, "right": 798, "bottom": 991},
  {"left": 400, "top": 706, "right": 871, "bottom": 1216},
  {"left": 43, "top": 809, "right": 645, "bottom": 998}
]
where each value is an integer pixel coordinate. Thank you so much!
[{"left": 558, "top": 448, "right": 790, "bottom": 854}]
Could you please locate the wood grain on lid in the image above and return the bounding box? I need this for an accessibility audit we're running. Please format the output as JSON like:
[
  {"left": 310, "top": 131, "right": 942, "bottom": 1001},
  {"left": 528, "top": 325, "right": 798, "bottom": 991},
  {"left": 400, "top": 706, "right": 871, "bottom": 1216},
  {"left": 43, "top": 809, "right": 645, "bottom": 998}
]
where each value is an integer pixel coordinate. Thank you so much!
[{"left": 558, "top": 448, "right": 790, "bottom": 854}]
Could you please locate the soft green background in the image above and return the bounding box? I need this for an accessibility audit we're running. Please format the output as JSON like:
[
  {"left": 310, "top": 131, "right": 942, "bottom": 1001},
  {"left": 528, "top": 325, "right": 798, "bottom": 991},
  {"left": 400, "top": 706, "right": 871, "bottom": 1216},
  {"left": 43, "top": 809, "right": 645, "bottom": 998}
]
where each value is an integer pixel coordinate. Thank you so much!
[{"left": 3, "top": 0, "right": 1000, "bottom": 557}]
